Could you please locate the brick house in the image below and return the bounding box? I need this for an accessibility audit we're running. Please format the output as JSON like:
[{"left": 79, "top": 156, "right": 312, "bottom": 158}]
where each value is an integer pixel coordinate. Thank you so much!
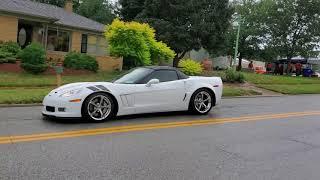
[{"left": 0, "top": 0, "right": 122, "bottom": 71}]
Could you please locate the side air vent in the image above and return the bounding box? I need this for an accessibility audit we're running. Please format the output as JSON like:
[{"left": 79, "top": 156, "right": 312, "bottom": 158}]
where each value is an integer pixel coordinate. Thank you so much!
[
  {"left": 95, "top": 85, "right": 109, "bottom": 91},
  {"left": 87, "top": 86, "right": 100, "bottom": 91}
]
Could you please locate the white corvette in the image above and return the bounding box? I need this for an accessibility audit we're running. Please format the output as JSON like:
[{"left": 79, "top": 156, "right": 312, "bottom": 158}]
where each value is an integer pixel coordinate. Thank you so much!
[{"left": 42, "top": 66, "right": 223, "bottom": 121}]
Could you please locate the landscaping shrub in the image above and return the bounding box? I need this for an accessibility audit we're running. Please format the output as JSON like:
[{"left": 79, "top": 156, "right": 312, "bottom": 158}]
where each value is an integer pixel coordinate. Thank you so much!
[
  {"left": 179, "top": 59, "right": 203, "bottom": 75},
  {"left": 21, "top": 63, "right": 48, "bottom": 74},
  {"left": 19, "top": 43, "right": 48, "bottom": 74},
  {"left": 0, "top": 50, "right": 13, "bottom": 59},
  {"left": 5, "top": 57, "right": 17, "bottom": 63},
  {"left": 0, "top": 42, "right": 20, "bottom": 64},
  {"left": 225, "top": 68, "right": 245, "bottom": 83},
  {"left": 0, "top": 41, "right": 21, "bottom": 56},
  {"left": 64, "top": 51, "right": 98, "bottom": 72},
  {"left": 0, "top": 57, "right": 16, "bottom": 64},
  {"left": 105, "top": 19, "right": 175, "bottom": 69}
]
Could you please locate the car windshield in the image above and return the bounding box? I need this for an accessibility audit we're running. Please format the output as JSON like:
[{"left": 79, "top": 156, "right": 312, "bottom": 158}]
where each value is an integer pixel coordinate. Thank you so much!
[{"left": 113, "top": 68, "right": 153, "bottom": 84}]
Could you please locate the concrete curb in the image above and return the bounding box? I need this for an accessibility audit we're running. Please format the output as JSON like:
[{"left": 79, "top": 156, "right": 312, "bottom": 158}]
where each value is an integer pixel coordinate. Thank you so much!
[
  {"left": 0, "top": 103, "right": 42, "bottom": 108},
  {"left": 222, "top": 95, "right": 283, "bottom": 99}
]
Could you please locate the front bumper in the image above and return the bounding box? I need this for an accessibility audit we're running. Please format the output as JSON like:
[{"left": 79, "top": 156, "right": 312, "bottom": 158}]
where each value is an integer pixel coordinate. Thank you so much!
[{"left": 42, "top": 94, "right": 83, "bottom": 118}]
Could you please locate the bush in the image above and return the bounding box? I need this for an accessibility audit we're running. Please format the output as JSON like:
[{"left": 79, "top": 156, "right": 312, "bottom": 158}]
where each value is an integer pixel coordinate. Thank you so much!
[
  {"left": 64, "top": 51, "right": 98, "bottom": 72},
  {"left": 0, "top": 50, "right": 13, "bottom": 59},
  {"left": 105, "top": 19, "right": 175, "bottom": 69},
  {"left": 19, "top": 43, "right": 47, "bottom": 74},
  {"left": 150, "top": 41, "right": 176, "bottom": 65},
  {"left": 225, "top": 68, "right": 245, "bottom": 83},
  {"left": 0, "top": 57, "right": 16, "bottom": 64},
  {"left": 0, "top": 41, "right": 21, "bottom": 56},
  {"left": 0, "top": 42, "right": 20, "bottom": 64},
  {"left": 178, "top": 59, "right": 203, "bottom": 75},
  {"left": 21, "top": 63, "right": 48, "bottom": 74}
]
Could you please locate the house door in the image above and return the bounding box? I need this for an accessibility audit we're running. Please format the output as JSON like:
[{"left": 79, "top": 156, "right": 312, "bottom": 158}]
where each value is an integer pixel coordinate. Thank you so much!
[{"left": 17, "top": 23, "right": 33, "bottom": 48}]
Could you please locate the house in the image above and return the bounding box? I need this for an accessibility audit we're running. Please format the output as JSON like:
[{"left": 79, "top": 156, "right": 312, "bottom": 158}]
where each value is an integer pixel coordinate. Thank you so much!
[{"left": 0, "top": 0, "right": 122, "bottom": 71}]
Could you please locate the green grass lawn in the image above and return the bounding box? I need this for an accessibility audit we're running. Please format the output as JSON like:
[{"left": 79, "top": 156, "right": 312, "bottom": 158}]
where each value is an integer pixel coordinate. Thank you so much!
[
  {"left": 0, "top": 71, "right": 125, "bottom": 87},
  {"left": 0, "top": 87, "right": 52, "bottom": 104},
  {"left": 223, "top": 86, "right": 262, "bottom": 97},
  {"left": 0, "top": 71, "right": 125, "bottom": 104},
  {"left": 257, "top": 84, "right": 320, "bottom": 95},
  {"left": 244, "top": 73, "right": 320, "bottom": 85},
  {"left": 243, "top": 72, "right": 320, "bottom": 94}
]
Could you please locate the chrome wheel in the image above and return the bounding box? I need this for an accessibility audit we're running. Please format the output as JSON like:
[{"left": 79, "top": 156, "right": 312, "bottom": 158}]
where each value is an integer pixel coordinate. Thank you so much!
[
  {"left": 87, "top": 95, "right": 112, "bottom": 121},
  {"left": 194, "top": 91, "right": 212, "bottom": 113}
]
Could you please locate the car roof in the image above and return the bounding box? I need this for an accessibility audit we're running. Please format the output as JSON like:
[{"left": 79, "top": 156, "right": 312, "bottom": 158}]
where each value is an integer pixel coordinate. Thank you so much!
[{"left": 143, "top": 66, "right": 177, "bottom": 70}]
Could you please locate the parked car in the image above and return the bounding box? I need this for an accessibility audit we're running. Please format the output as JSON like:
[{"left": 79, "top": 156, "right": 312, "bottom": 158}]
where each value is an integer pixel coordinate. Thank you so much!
[{"left": 42, "top": 66, "right": 223, "bottom": 121}]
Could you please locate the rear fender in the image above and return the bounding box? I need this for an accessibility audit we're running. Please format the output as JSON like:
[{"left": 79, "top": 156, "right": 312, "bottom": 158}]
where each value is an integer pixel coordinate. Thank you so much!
[{"left": 185, "top": 82, "right": 219, "bottom": 106}]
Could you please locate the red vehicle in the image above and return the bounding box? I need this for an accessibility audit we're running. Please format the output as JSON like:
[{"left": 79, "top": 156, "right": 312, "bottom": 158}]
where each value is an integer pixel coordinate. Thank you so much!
[{"left": 255, "top": 66, "right": 266, "bottom": 74}]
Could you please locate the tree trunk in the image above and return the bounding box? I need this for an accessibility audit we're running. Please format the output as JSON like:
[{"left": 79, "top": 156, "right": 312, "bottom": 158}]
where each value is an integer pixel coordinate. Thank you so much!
[
  {"left": 173, "top": 55, "right": 180, "bottom": 67},
  {"left": 237, "top": 53, "right": 243, "bottom": 71},
  {"left": 173, "top": 51, "right": 187, "bottom": 67}
]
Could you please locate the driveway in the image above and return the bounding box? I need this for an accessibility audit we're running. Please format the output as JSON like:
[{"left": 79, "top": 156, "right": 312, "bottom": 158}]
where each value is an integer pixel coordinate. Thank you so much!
[{"left": 1, "top": 95, "right": 320, "bottom": 179}]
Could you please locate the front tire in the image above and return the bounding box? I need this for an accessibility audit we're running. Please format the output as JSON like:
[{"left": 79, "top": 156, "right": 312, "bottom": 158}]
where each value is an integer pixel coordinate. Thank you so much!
[
  {"left": 82, "top": 92, "right": 116, "bottom": 122},
  {"left": 189, "top": 89, "right": 214, "bottom": 115}
]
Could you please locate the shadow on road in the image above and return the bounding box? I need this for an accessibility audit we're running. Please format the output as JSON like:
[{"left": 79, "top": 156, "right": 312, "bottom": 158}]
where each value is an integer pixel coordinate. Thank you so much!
[{"left": 42, "top": 111, "right": 201, "bottom": 124}]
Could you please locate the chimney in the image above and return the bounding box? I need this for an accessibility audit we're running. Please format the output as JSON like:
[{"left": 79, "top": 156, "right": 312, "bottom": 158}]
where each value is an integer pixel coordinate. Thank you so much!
[{"left": 64, "top": 0, "right": 73, "bottom": 13}]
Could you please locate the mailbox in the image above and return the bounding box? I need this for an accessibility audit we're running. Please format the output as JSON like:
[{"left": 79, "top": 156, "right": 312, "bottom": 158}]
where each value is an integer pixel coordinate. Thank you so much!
[{"left": 53, "top": 64, "right": 64, "bottom": 74}]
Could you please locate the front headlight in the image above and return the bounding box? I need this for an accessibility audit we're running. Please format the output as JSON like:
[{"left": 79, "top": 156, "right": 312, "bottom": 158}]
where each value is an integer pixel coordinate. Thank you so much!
[{"left": 60, "top": 89, "right": 82, "bottom": 97}]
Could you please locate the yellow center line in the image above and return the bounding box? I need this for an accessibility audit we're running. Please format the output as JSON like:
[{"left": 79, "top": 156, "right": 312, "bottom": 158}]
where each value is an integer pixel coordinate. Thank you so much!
[{"left": 0, "top": 111, "right": 319, "bottom": 144}]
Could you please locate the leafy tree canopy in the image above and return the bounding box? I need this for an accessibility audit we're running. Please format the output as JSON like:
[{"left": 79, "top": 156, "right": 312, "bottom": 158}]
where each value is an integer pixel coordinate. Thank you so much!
[
  {"left": 77, "top": 0, "right": 116, "bottom": 25},
  {"left": 119, "top": 0, "right": 233, "bottom": 67},
  {"left": 33, "top": 0, "right": 80, "bottom": 9},
  {"left": 225, "top": 0, "right": 320, "bottom": 69},
  {"left": 119, "top": 0, "right": 145, "bottom": 21},
  {"left": 264, "top": 0, "right": 320, "bottom": 60},
  {"left": 105, "top": 19, "right": 176, "bottom": 69},
  {"left": 223, "top": 0, "right": 270, "bottom": 69}
]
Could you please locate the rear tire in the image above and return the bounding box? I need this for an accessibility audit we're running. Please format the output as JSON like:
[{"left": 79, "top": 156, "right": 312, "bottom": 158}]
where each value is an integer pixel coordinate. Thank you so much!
[
  {"left": 82, "top": 92, "right": 116, "bottom": 122},
  {"left": 189, "top": 89, "right": 214, "bottom": 115}
]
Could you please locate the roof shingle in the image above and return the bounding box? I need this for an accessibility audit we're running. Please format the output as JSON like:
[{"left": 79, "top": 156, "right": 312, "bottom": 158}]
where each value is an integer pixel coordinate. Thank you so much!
[{"left": 0, "top": 0, "right": 105, "bottom": 33}]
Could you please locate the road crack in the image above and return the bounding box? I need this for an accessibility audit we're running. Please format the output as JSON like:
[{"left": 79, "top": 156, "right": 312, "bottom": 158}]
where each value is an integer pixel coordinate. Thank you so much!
[{"left": 285, "top": 137, "right": 319, "bottom": 149}]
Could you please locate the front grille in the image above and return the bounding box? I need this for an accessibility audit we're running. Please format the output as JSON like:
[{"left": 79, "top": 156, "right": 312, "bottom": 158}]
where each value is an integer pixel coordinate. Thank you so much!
[{"left": 46, "top": 106, "right": 55, "bottom": 112}]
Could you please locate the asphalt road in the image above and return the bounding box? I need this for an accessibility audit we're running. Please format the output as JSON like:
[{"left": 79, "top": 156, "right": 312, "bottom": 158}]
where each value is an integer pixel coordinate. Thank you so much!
[{"left": 1, "top": 95, "right": 320, "bottom": 180}]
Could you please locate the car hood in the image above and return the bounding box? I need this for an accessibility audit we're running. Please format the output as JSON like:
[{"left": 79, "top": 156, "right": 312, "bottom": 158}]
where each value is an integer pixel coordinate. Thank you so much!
[{"left": 50, "top": 82, "right": 113, "bottom": 94}]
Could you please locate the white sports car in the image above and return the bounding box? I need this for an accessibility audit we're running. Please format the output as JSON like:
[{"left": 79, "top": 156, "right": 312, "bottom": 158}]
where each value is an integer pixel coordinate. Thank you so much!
[{"left": 42, "top": 66, "right": 223, "bottom": 121}]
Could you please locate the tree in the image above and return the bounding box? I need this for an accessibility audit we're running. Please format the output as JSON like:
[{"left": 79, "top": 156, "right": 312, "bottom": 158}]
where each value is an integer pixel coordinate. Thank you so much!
[
  {"left": 120, "top": 0, "right": 233, "bottom": 67},
  {"left": 119, "top": 0, "right": 145, "bottom": 21},
  {"left": 264, "top": 0, "right": 320, "bottom": 60},
  {"left": 223, "top": 0, "right": 274, "bottom": 70},
  {"left": 77, "top": 0, "right": 116, "bottom": 24},
  {"left": 105, "top": 19, "right": 175, "bottom": 69},
  {"left": 33, "top": 0, "right": 80, "bottom": 9}
]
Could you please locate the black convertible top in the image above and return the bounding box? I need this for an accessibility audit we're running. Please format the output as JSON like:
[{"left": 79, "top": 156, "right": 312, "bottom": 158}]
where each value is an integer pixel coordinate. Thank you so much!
[
  {"left": 144, "top": 66, "right": 178, "bottom": 70},
  {"left": 143, "top": 66, "right": 189, "bottom": 79}
]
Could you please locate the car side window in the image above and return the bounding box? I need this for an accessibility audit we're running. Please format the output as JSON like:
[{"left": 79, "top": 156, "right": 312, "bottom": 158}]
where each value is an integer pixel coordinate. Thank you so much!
[{"left": 143, "top": 70, "right": 179, "bottom": 83}]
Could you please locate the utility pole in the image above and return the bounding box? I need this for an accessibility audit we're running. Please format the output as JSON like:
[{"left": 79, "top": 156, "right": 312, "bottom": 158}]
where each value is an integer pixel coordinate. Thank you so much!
[{"left": 233, "top": 16, "right": 242, "bottom": 68}]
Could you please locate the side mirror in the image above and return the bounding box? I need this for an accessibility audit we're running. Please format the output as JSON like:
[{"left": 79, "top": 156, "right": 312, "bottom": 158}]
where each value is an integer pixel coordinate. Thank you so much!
[{"left": 146, "top": 79, "right": 160, "bottom": 87}]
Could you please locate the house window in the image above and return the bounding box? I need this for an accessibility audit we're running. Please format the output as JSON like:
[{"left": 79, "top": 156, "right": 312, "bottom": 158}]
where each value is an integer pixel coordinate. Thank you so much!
[
  {"left": 81, "top": 34, "right": 88, "bottom": 53},
  {"left": 47, "top": 29, "right": 70, "bottom": 52},
  {"left": 86, "top": 35, "right": 108, "bottom": 56}
]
